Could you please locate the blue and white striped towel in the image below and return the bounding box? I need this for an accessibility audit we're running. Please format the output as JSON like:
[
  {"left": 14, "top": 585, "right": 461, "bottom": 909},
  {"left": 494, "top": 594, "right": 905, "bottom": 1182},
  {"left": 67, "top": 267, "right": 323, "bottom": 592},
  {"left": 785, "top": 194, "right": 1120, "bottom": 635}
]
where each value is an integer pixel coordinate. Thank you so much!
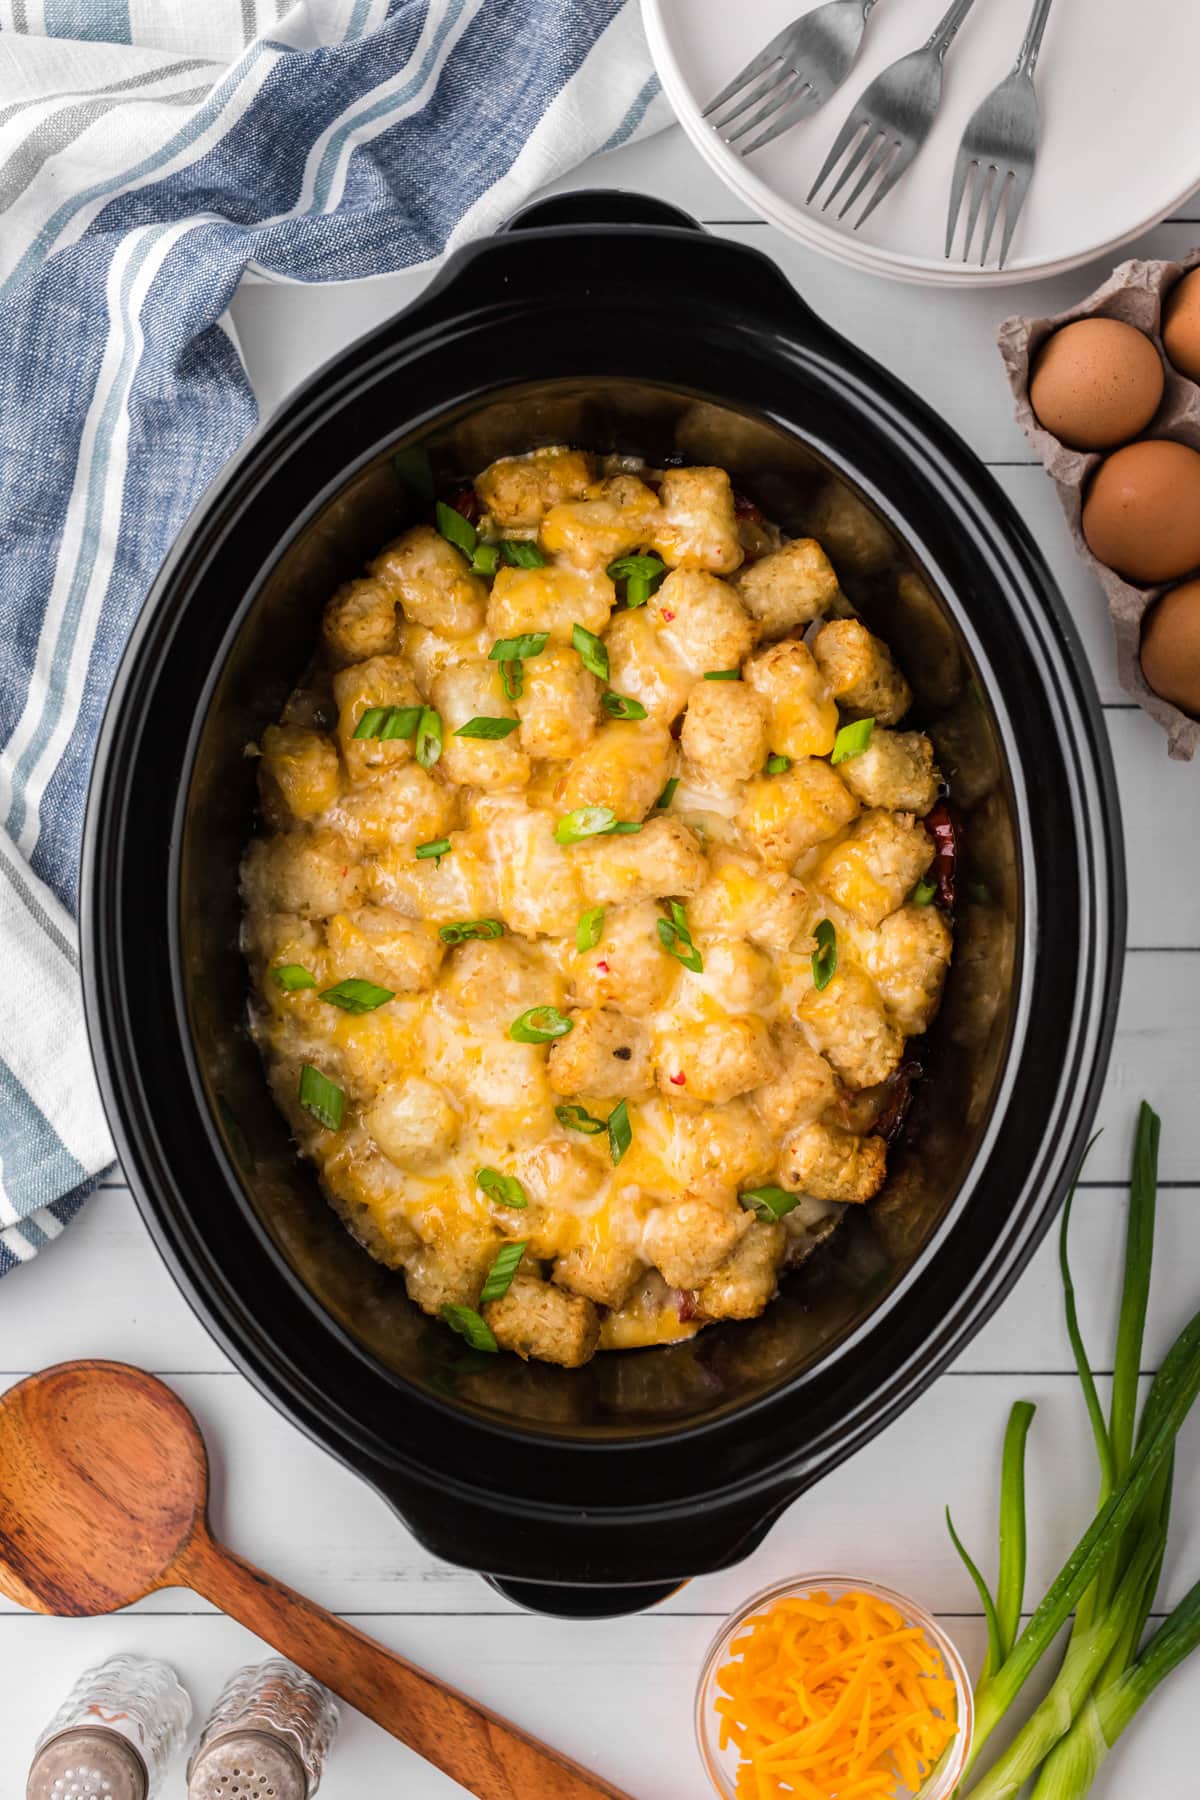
[{"left": 0, "top": 0, "right": 667, "bottom": 1274}]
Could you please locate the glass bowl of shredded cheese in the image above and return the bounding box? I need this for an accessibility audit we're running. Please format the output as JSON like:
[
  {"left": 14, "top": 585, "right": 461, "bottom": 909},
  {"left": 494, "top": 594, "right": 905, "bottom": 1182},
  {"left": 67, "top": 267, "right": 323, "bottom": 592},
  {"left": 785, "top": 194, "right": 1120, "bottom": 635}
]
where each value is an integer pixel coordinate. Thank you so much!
[{"left": 695, "top": 1574, "right": 974, "bottom": 1800}]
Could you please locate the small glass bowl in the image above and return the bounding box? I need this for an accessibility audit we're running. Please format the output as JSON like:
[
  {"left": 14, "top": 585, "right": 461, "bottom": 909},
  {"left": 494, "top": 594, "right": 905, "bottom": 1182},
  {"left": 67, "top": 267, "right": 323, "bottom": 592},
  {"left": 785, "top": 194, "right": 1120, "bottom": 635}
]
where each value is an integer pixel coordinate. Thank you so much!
[{"left": 695, "top": 1573, "right": 974, "bottom": 1800}]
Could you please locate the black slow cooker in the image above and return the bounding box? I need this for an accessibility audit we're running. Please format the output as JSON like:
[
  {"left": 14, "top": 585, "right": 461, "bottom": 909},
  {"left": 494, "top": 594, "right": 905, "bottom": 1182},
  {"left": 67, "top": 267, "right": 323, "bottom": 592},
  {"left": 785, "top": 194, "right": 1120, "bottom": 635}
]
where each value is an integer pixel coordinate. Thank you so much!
[{"left": 81, "top": 193, "right": 1124, "bottom": 1617}]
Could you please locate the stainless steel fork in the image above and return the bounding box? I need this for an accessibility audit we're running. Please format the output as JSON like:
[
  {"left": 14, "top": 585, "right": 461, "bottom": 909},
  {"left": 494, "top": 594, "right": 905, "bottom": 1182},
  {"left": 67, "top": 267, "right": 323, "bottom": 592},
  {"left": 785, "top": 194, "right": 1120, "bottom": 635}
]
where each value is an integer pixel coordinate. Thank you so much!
[
  {"left": 807, "top": 0, "right": 979, "bottom": 228},
  {"left": 944, "top": 0, "right": 1057, "bottom": 268},
  {"left": 703, "top": 1, "right": 881, "bottom": 155}
]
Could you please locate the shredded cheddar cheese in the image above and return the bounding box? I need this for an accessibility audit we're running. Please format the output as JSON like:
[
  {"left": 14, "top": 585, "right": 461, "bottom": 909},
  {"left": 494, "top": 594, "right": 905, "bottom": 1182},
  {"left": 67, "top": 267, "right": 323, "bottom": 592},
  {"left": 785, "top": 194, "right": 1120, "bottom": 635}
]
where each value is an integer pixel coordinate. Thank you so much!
[{"left": 713, "top": 1588, "right": 958, "bottom": 1799}]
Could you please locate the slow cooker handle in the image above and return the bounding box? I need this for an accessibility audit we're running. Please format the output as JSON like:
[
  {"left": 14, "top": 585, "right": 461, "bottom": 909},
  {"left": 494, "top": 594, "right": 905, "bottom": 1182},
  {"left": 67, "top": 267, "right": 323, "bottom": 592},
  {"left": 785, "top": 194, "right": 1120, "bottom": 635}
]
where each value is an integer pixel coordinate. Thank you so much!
[{"left": 498, "top": 189, "right": 705, "bottom": 234}]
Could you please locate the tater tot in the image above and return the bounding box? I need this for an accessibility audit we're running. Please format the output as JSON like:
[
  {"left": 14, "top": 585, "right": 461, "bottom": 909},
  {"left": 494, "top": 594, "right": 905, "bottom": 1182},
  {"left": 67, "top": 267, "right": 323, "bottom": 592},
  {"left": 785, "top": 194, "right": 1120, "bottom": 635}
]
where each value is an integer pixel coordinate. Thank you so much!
[
  {"left": 664, "top": 1099, "right": 776, "bottom": 1194},
  {"left": 653, "top": 1015, "right": 778, "bottom": 1106},
  {"left": 743, "top": 639, "right": 838, "bottom": 759},
  {"left": 333, "top": 762, "right": 457, "bottom": 854},
  {"left": 366, "top": 1078, "right": 459, "bottom": 1171},
  {"left": 736, "top": 758, "right": 858, "bottom": 869},
  {"left": 474, "top": 446, "right": 594, "bottom": 531},
  {"left": 642, "top": 1191, "right": 751, "bottom": 1290},
  {"left": 779, "top": 1119, "right": 886, "bottom": 1204},
  {"left": 322, "top": 575, "right": 397, "bottom": 665},
  {"left": 484, "top": 1273, "right": 600, "bottom": 1368},
  {"left": 571, "top": 899, "right": 680, "bottom": 1017},
  {"left": 572, "top": 816, "right": 707, "bottom": 907},
  {"left": 861, "top": 903, "right": 952, "bottom": 1034},
  {"left": 798, "top": 966, "right": 903, "bottom": 1090},
  {"left": 554, "top": 1238, "right": 644, "bottom": 1310},
  {"left": 680, "top": 679, "right": 768, "bottom": 789},
  {"left": 258, "top": 725, "right": 340, "bottom": 825},
  {"left": 547, "top": 1008, "right": 655, "bottom": 1100},
  {"left": 487, "top": 563, "right": 614, "bottom": 644},
  {"left": 369, "top": 525, "right": 488, "bottom": 637},
  {"left": 696, "top": 1221, "right": 785, "bottom": 1320},
  {"left": 515, "top": 644, "right": 601, "bottom": 760},
  {"left": 733, "top": 538, "right": 839, "bottom": 637},
  {"left": 242, "top": 829, "right": 363, "bottom": 920},
  {"left": 324, "top": 907, "right": 444, "bottom": 993},
  {"left": 540, "top": 474, "right": 661, "bottom": 569},
  {"left": 431, "top": 660, "right": 531, "bottom": 791},
  {"left": 439, "top": 935, "right": 558, "bottom": 1032},
  {"left": 604, "top": 607, "right": 694, "bottom": 723},
  {"left": 753, "top": 1025, "right": 837, "bottom": 1132},
  {"left": 811, "top": 617, "right": 912, "bottom": 724},
  {"left": 651, "top": 466, "right": 744, "bottom": 574},
  {"left": 813, "top": 809, "right": 933, "bottom": 927},
  {"left": 838, "top": 728, "right": 940, "bottom": 815},
  {"left": 688, "top": 936, "right": 778, "bottom": 1014},
  {"left": 560, "top": 720, "right": 674, "bottom": 822},
  {"left": 333, "top": 654, "right": 422, "bottom": 782},
  {"left": 648, "top": 569, "right": 756, "bottom": 677},
  {"left": 689, "top": 851, "right": 809, "bottom": 955}
]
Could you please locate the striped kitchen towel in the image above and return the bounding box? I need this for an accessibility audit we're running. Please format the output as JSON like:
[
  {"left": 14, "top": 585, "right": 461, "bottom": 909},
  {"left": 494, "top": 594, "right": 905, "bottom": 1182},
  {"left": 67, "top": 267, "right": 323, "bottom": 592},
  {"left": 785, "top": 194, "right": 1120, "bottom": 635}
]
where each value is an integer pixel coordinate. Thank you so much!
[{"left": 0, "top": 0, "right": 668, "bottom": 1274}]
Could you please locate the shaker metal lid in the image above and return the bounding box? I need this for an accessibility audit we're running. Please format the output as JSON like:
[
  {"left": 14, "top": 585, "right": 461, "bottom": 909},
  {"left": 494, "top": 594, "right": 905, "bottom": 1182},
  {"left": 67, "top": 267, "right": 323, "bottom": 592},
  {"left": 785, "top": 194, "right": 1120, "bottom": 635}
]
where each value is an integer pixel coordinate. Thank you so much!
[
  {"left": 187, "top": 1730, "right": 309, "bottom": 1800},
  {"left": 27, "top": 1727, "right": 149, "bottom": 1800}
]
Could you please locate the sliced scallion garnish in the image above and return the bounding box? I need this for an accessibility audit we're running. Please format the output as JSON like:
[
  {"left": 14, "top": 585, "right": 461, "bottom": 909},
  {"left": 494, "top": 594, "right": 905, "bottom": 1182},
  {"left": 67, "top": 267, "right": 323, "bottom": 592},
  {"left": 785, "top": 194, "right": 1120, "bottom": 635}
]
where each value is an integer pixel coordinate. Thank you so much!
[
  {"left": 455, "top": 715, "right": 519, "bottom": 739},
  {"left": 556, "top": 1102, "right": 606, "bottom": 1135},
  {"left": 607, "top": 1098, "right": 632, "bottom": 1166},
  {"left": 415, "top": 837, "right": 451, "bottom": 862},
  {"left": 500, "top": 539, "right": 546, "bottom": 569},
  {"left": 480, "top": 1240, "right": 527, "bottom": 1304},
  {"left": 556, "top": 805, "right": 617, "bottom": 844},
  {"left": 441, "top": 1302, "right": 498, "bottom": 1352},
  {"left": 415, "top": 706, "right": 442, "bottom": 768},
  {"left": 572, "top": 622, "right": 609, "bottom": 682},
  {"left": 476, "top": 1166, "right": 528, "bottom": 1208},
  {"left": 740, "top": 1186, "right": 802, "bottom": 1222},
  {"left": 353, "top": 704, "right": 421, "bottom": 741},
  {"left": 654, "top": 776, "right": 679, "bottom": 810},
  {"left": 704, "top": 669, "right": 741, "bottom": 681},
  {"left": 320, "top": 977, "right": 395, "bottom": 1014},
  {"left": 831, "top": 716, "right": 876, "bottom": 764},
  {"left": 657, "top": 900, "right": 703, "bottom": 974},
  {"left": 766, "top": 754, "right": 791, "bottom": 775},
  {"left": 435, "top": 499, "right": 477, "bottom": 556},
  {"left": 911, "top": 877, "right": 938, "bottom": 907},
  {"left": 471, "top": 541, "right": 500, "bottom": 576},
  {"left": 576, "top": 906, "right": 605, "bottom": 952},
  {"left": 811, "top": 918, "right": 837, "bottom": 991},
  {"left": 601, "top": 690, "right": 647, "bottom": 720},
  {"left": 439, "top": 918, "right": 504, "bottom": 944},
  {"left": 607, "top": 552, "right": 666, "bottom": 608},
  {"left": 272, "top": 963, "right": 316, "bottom": 992},
  {"left": 298, "top": 1064, "right": 345, "bottom": 1131},
  {"left": 489, "top": 632, "right": 549, "bottom": 661},
  {"left": 509, "top": 1005, "right": 574, "bottom": 1043}
]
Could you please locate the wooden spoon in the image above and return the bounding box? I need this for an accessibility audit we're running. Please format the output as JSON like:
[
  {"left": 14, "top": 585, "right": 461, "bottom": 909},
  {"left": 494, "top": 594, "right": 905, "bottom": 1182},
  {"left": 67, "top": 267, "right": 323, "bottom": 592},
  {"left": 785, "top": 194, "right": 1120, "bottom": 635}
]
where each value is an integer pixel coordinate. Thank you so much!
[{"left": 0, "top": 1361, "right": 635, "bottom": 1800}]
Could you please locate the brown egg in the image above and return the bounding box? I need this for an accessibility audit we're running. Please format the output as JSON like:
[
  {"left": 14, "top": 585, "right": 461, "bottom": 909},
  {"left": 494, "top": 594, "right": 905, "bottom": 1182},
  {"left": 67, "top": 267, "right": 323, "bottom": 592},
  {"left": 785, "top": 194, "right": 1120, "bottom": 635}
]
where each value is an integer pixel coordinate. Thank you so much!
[
  {"left": 1163, "top": 268, "right": 1200, "bottom": 382},
  {"left": 1082, "top": 440, "right": 1200, "bottom": 584},
  {"left": 1029, "top": 317, "right": 1164, "bottom": 450},
  {"left": 1140, "top": 579, "right": 1200, "bottom": 714}
]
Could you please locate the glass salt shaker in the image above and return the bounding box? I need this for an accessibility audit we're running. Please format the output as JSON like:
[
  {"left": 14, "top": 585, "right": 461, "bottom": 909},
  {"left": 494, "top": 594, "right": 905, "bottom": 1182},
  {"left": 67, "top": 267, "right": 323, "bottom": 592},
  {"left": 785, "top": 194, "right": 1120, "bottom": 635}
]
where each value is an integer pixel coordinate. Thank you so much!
[
  {"left": 187, "top": 1660, "right": 339, "bottom": 1800},
  {"left": 26, "top": 1653, "right": 192, "bottom": 1800}
]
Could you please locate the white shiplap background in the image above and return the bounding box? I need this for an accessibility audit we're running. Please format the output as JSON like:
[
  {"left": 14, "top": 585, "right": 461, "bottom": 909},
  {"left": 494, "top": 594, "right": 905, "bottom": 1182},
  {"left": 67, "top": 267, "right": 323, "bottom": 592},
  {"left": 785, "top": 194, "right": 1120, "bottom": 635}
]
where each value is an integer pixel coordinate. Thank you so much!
[{"left": 2, "top": 126, "right": 1198, "bottom": 1798}]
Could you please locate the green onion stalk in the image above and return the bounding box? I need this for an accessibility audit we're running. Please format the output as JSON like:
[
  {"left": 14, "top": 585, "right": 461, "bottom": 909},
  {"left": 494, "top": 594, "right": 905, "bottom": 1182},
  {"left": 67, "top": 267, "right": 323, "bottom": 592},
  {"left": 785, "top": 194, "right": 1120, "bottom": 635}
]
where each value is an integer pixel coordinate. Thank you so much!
[{"left": 953, "top": 1104, "right": 1200, "bottom": 1796}]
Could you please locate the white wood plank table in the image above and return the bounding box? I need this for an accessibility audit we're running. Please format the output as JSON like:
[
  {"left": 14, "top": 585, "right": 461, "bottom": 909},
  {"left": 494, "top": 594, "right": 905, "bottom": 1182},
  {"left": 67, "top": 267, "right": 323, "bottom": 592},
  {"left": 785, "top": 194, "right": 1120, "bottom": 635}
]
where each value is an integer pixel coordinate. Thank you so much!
[{"left": 3, "top": 125, "right": 1198, "bottom": 1798}]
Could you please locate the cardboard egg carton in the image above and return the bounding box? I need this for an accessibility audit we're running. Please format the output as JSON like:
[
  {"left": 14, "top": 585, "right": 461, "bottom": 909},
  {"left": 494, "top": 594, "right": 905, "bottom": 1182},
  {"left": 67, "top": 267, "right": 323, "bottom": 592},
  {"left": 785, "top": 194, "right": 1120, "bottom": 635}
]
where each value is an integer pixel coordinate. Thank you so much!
[{"left": 998, "top": 249, "right": 1200, "bottom": 761}]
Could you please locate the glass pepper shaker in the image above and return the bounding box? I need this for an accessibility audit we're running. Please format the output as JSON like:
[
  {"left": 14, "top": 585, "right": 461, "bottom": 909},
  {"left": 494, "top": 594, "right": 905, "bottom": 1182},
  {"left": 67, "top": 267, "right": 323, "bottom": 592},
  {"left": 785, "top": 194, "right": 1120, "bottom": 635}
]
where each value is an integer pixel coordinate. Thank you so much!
[
  {"left": 187, "top": 1660, "right": 339, "bottom": 1800},
  {"left": 26, "top": 1653, "right": 192, "bottom": 1800}
]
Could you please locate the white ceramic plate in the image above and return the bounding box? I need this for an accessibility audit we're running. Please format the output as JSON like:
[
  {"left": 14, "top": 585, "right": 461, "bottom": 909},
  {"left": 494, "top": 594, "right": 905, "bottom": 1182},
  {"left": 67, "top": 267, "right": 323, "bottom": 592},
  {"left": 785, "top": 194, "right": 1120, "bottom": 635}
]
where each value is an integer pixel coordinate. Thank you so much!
[{"left": 642, "top": 0, "right": 1200, "bottom": 287}]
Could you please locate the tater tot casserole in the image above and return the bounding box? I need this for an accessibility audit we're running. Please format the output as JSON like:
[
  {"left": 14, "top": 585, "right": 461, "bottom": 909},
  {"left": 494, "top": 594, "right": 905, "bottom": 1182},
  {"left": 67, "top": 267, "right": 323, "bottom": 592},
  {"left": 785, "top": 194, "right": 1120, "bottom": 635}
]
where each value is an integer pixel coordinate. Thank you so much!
[{"left": 241, "top": 447, "right": 953, "bottom": 1369}]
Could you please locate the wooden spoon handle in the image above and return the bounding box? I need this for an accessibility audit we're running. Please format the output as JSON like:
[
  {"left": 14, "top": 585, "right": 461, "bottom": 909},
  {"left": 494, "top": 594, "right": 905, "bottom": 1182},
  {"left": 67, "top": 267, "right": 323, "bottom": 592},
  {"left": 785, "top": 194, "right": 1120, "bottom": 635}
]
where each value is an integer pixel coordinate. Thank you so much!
[{"left": 176, "top": 1533, "right": 636, "bottom": 1800}]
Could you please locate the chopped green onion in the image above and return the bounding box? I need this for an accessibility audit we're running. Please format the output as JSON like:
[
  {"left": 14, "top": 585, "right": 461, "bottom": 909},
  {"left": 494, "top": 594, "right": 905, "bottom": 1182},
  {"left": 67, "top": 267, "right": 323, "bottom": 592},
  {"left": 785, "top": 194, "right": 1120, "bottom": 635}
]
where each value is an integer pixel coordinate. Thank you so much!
[
  {"left": 509, "top": 1005, "right": 574, "bottom": 1043},
  {"left": 439, "top": 918, "right": 504, "bottom": 944},
  {"left": 996, "top": 1400, "right": 1037, "bottom": 1669},
  {"left": 500, "top": 539, "right": 546, "bottom": 568},
  {"left": 352, "top": 704, "right": 421, "bottom": 741},
  {"left": 441, "top": 1302, "right": 497, "bottom": 1353},
  {"left": 739, "top": 1186, "right": 802, "bottom": 1222},
  {"left": 765, "top": 754, "right": 791, "bottom": 775},
  {"left": 415, "top": 838, "right": 451, "bottom": 862},
  {"left": 415, "top": 706, "right": 442, "bottom": 768},
  {"left": 911, "top": 877, "right": 938, "bottom": 907},
  {"left": 435, "top": 499, "right": 477, "bottom": 556},
  {"left": 576, "top": 906, "right": 605, "bottom": 952},
  {"left": 831, "top": 716, "right": 875, "bottom": 764},
  {"left": 500, "top": 660, "right": 523, "bottom": 702},
  {"left": 703, "top": 668, "right": 741, "bottom": 681},
  {"left": 657, "top": 901, "right": 703, "bottom": 974},
  {"left": 476, "top": 1166, "right": 527, "bottom": 1209},
  {"left": 393, "top": 445, "right": 434, "bottom": 501},
  {"left": 556, "top": 805, "right": 617, "bottom": 844},
  {"left": 607, "top": 552, "right": 666, "bottom": 607},
  {"left": 490, "top": 632, "right": 549, "bottom": 662},
  {"left": 298, "top": 1064, "right": 345, "bottom": 1131},
  {"left": 607, "top": 1098, "right": 631, "bottom": 1166},
  {"left": 480, "top": 1241, "right": 527, "bottom": 1304},
  {"left": 606, "top": 820, "right": 642, "bottom": 835},
  {"left": 572, "top": 622, "right": 609, "bottom": 682},
  {"left": 471, "top": 541, "right": 500, "bottom": 576},
  {"left": 455, "top": 715, "right": 519, "bottom": 739},
  {"left": 654, "top": 776, "right": 679, "bottom": 810},
  {"left": 601, "top": 690, "right": 647, "bottom": 720},
  {"left": 811, "top": 918, "right": 837, "bottom": 991},
  {"left": 272, "top": 963, "right": 316, "bottom": 992},
  {"left": 320, "top": 977, "right": 395, "bottom": 1014},
  {"left": 556, "top": 1102, "right": 606, "bottom": 1136}
]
